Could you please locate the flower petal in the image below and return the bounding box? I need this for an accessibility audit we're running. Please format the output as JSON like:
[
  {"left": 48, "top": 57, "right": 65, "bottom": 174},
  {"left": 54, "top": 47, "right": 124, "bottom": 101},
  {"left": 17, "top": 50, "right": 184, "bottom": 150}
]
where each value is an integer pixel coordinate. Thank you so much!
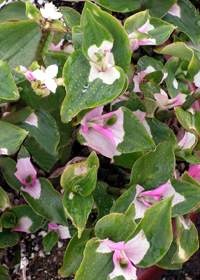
[
  {"left": 45, "top": 78, "right": 57, "bottom": 93},
  {"left": 109, "top": 251, "right": 137, "bottom": 280},
  {"left": 125, "top": 230, "right": 150, "bottom": 265},
  {"left": 21, "top": 179, "right": 41, "bottom": 199},
  {"left": 97, "top": 67, "right": 120, "bottom": 85},
  {"left": 14, "top": 158, "right": 37, "bottom": 186},
  {"left": 161, "top": 182, "right": 185, "bottom": 206},
  {"left": 25, "top": 113, "right": 38, "bottom": 127},
  {"left": 79, "top": 126, "right": 121, "bottom": 159},
  {"left": 58, "top": 225, "right": 71, "bottom": 239},
  {"left": 32, "top": 69, "right": 45, "bottom": 82},
  {"left": 12, "top": 217, "right": 32, "bottom": 233},
  {"left": 168, "top": 3, "right": 181, "bottom": 18},
  {"left": 132, "top": 185, "right": 148, "bottom": 219},
  {"left": 96, "top": 239, "right": 112, "bottom": 253},
  {"left": 45, "top": 65, "right": 58, "bottom": 78},
  {"left": 48, "top": 222, "right": 59, "bottom": 230}
]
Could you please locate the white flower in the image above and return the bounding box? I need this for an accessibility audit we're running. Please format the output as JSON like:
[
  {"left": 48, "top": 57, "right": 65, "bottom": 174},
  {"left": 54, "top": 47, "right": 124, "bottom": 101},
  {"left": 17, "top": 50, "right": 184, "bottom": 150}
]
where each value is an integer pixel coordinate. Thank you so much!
[
  {"left": 40, "top": 2, "right": 63, "bottom": 20},
  {"left": 32, "top": 65, "right": 58, "bottom": 93}
]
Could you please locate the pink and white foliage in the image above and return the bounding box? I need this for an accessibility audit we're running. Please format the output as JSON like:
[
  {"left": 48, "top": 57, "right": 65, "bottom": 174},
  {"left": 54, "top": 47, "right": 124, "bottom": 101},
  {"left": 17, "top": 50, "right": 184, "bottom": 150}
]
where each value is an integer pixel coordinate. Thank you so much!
[
  {"left": 48, "top": 222, "right": 71, "bottom": 239},
  {"left": 133, "top": 67, "right": 168, "bottom": 93},
  {"left": 88, "top": 41, "right": 120, "bottom": 85},
  {"left": 12, "top": 217, "right": 33, "bottom": 233},
  {"left": 14, "top": 158, "right": 41, "bottom": 199},
  {"left": 18, "top": 66, "right": 35, "bottom": 82},
  {"left": 154, "top": 90, "right": 186, "bottom": 111},
  {"left": 97, "top": 230, "right": 149, "bottom": 280},
  {"left": 128, "top": 19, "right": 156, "bottom": 51},
  {"left": 79, "top": 106, "right": 124, "bottom": 160},
  {"left": 133, "top": 181, "right": 185, "bottom": 219},
  {"left": 178, "top": 131, "right": 196, "bottom": 150},
  {"left": 168, "top": 3, "right": 181, "bottom": 18}
]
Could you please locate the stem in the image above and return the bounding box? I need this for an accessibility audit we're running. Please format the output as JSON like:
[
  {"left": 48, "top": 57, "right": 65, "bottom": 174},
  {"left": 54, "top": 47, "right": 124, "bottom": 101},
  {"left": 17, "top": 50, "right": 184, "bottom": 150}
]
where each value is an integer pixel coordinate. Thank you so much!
[
  {"left": 35, "top": 28, "right": 51, "bottom": 67},
  {"left": 181, "top": 87, "right": 200, "bottom": 110}
]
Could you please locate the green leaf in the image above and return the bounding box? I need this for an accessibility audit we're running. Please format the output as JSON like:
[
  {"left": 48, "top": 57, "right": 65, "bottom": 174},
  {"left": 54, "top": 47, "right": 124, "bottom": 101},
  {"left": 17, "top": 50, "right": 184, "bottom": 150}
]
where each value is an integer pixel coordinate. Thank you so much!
[
  {"left": 92, "top": 181, "right": 117, "bottom": 220},
  {"left": 20, "top": 80, "right": 66, "bottom": 112},
  {"left": 59, "top": 229, "right": 92, "bottom": 277},
  {"left": 173, "top": 216, "right": 199, "bottom": 263},
  {"left": 182, "top": 171, "right": 200, "bottom": 188},
  {"left": 0, "top": 265, "right": 10, "bottom": 280},
  {"left": 19, "top": 110, "right": 60, "bottom": 155},
  {"left": 156, "top": 239, "right": 183, "bottom": 270},
  {"left": 0, "top": 186, "right": 11, "bottom": 212},
  {"left": 163, "top": 0, "right": 200, "bottom": 46},
  {"left": 61, "top": 151, "right": 99, "bottom": 196},
  {"left": 174, "top": 106, "right": 193, "bottom": 131},
  {"left": 0, "top": 121, "right": 28, "bottom": 155},
  {"left": 125, "top": 11, "right": 174, "bottom": 45},
  {"left": 145, "top": 117, "right": 177, "bottom": 146},
  {"left": 22, "top": 178, "right": 68, "bottom": 226},
  {"left": 0, "top": 1, "right": 27, "bottom": 23},
  {"left": 129, "top": 141, "right": 175, "bottom": 190},
  {"left": 60, "top": 7, "right": 81, "bottom": 29},
  {"left": 81, "top": 1, "right": 131, "bottom": 72},
  {"left": 82, "top": 9, "right": 113, "bottom": 61},
  {"left": 92, "top": 0, "right": 140, "bottom": 12},
  {"left": 0, "top": 20, "right": 41, "bottom": 83},
  {"left": 140, "top": 0, "right": 176, "bottom": 18},
  {"left": 137, "top": 55, "right": 165, "bottom": 73},
  {"left": 117, "top": 107, "right": 155, "bottom": 153},
  {"left": 113, "top": 151, "right": 144, "bottom": 169},
  {"left": 0, "top": 61, "right": 19, "bottom": 102},
  {"left": 25, "top": 0, "right": 40, "bottom": 20},
  {"left": 24, "top": 137, "right": 60, "bottom": 172},
  {"left": 0, "top": 157, "right": 68, "bottom": 226},
  {"left": 43, "top": 232, "right": 59, "bottom": 253},
  {"left": 110, "top": 184, "right": 137, "bottom": 214},
  {"left": 2, "top": 107, "right": 33, "bottom": 125},
  {"left": 95, "top": 205, "right": 136, "bottom": 242},
  {"left": 72, "top": 26, "right": 83, "bottom": 50},
  {"left": 51, "top": 108, "right": 74, "bottom": 149},
  {"left": 75, "top": 238, "right": 113, "bottom": 280},
  {"left": 171, "top": 179, "right": 200, "bottom": 217},
  {"left": 0, "top": 212, "right": 16, "bottom": 228},
  {"left": 0, "top": 157, "right": 22, "bottom": 191},
  {"left": 9, "top": 205, "right": 43, "bottom": 233},
  {"left": 126, "top": 197, "right": 173, "bottom": 267},
  {"left": 156, "top": 42, "right": 200, "bottom": 80},
  {"left": 61, "top": 50, "right": 125, "bottom": 122},
  {"left": 0, "top": 229, "right": 19, "bottom": 248},
  {"left": 63, "top": 186, "right": 94, "bottom": 238}
]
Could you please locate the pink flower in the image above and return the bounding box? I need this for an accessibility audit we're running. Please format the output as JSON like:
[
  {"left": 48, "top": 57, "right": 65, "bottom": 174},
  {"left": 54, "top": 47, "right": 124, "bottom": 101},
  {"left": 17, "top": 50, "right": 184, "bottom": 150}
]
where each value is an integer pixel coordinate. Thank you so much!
[
  {"left": 187, "top": 165, "right": 200, "bottom": 184},
  {"left": 133, "top": 67, "right": 168, "bottom": 93},
  {"left": 18, "top": 66, "right": 35, "bottom": 82},
  {"left": 79, "top": 106, "right": 124, "bottom": 160},
  {"left": 48, "top": 223, "right": 71, "bottom": 239},
  {"left": 133, "top": 181, "right": 185, "bottom": 219},
  {"left": 14, "top": 158, "right": 41, "bottom": 199},
  {"left": 178, "top": 131, "right": 196, "bottom": 150},
  {"left": 97, "top": 230, "right": 149, "bottom": 280},
  {"left": 154, "top": 90, "right": 186, "bottom": 111},
  {"left": 128, "top": 19, "right": 156, "bottom": 51},
  {"left": 12, "top": 217, "right": 33, "bottom": 233}
]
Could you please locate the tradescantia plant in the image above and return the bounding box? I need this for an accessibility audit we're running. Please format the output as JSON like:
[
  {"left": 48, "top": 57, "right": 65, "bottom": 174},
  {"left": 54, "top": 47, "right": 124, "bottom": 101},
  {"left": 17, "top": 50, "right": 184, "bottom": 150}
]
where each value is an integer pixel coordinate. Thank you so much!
[{"left": 0, "top": 0, "right": 200, "bottom": 279}]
